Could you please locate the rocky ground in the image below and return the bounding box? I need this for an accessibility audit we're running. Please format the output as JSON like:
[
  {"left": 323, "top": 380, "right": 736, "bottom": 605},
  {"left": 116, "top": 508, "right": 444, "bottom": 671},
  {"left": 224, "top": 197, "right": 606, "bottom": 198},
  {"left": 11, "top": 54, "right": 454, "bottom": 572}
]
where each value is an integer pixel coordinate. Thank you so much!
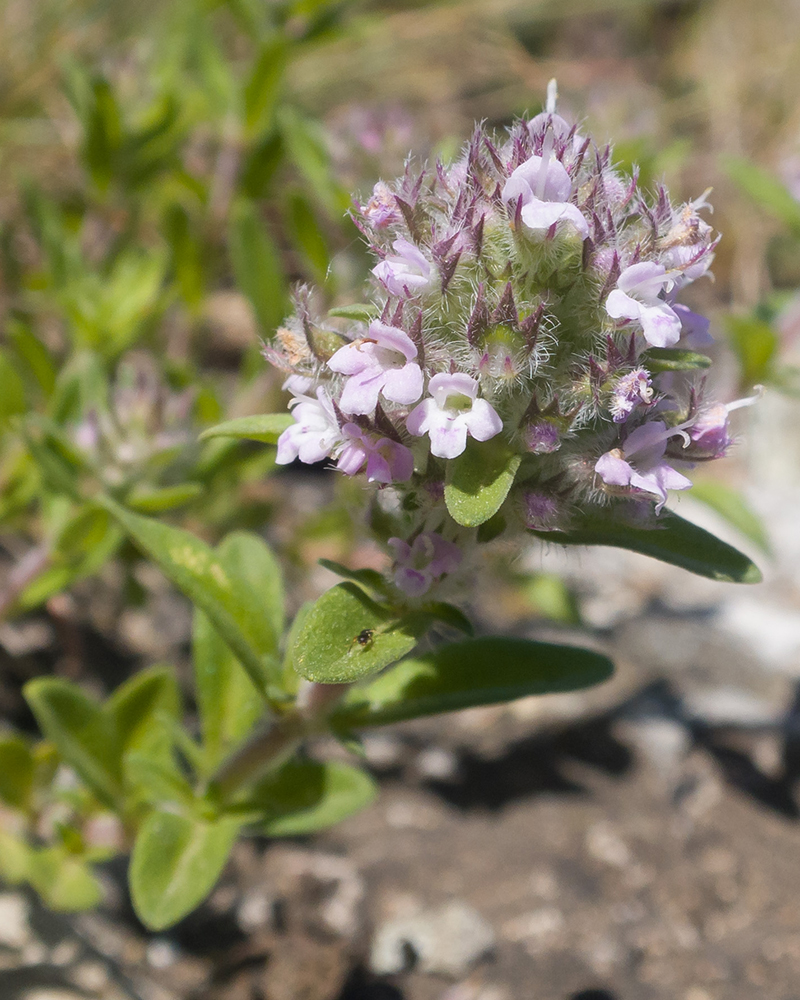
[{"left": 2, "top": 394, "right": 800, "bottom": 1000}]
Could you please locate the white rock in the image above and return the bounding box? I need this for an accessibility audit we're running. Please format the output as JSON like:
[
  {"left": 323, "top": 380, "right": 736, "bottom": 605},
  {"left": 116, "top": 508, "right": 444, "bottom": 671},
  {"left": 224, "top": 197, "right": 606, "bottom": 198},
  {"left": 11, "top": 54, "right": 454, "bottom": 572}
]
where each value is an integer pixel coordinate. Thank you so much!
[
  {"left": 718, "top": 598, "right": 800, "bottom": 672},
  {"left": 683, "top": 686, "right": 780, "bottom": 726},
  {"left": 370, "top": 900, "right": 494, "bottom": 977},
  {"left": 0, "top": 893, "right": 31, "bottom": 949}
]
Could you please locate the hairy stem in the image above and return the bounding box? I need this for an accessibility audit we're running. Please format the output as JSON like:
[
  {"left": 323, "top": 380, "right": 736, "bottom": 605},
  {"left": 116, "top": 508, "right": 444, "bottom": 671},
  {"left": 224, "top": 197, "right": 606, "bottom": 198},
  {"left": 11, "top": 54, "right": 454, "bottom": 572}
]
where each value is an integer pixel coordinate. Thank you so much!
[{"left": 209, "top": 681, "right": 350, "bottom": 803}]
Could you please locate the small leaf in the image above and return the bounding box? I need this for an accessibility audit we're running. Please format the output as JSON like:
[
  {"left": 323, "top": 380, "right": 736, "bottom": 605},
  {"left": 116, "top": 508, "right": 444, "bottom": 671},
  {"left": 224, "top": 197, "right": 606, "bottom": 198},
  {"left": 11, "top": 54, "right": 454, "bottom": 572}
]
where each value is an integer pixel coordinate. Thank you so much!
[
  {"left": 292, "top": 583, "right": 426, "bottom": 683},
  {"left": 229, "top": 199, "right": 286, "bottom": 336},
  {"left": 725, "top": 315, "right": 778, "bottom": 387},
  {"left": 126, "top": 483, "right": 204, "bottom": 513},
  {"left": 99, "top": 498, "right": 278, "bottom": 696},
  {"left": 318, "top": 558, "right": 390, "bottom": 596},
  {"left": 242, "top": 37, "right": 287, "bottom": 140},
  {"left": 218, "top": 531, "right": 285, "bottom": 641},
  {"left": 24, "top": 678, "right": 121, "bottom": 807},
  {"left": 333, "top": 636, "right": 614, "bottom": 728},
  {"left": 28, "top": 847, "right": 103, "bottom": 911},
  {"left": 130, "top": 810, "right": 241, "bottom": 930},
  {"left": 245, "top": 759, "right": 376, "bottom": 836},
  {"left": 529, "top": 508, "right": 761, "bottom": 583},
  {"left": 689, "top": 479, "right": 771, "bottom": 555},
  {"left": 724, "top": 156, "right": 800, "bottom": 232},
  {"left": 420, "top": 602, "right": 474, "bottom": 635},
  {"left": 0, "top": 736, "right": 35, "bottom": 809},
  {"left": 328, "top": 304, "right": 377, "bottom": 323},
  {"left": 108, "top": 666, "right": 182, "bottom": 766},
  {"left": 199, "top": 413, "right": 293, "bottom": 444},
  {"left": 125, "top": 753, "right": 196, "bottom": 808},
  {"left": 445, "top": 440, "right": 521, "bottom": 527},
  {"left": 641, "top": 348, "right": 712, "bottom": 372},
  {"left": 193, "top": 609, "right": 263, "bottom": 772},
  {"left": 0, "top": 829, "right": 31, "bottom": 884}
]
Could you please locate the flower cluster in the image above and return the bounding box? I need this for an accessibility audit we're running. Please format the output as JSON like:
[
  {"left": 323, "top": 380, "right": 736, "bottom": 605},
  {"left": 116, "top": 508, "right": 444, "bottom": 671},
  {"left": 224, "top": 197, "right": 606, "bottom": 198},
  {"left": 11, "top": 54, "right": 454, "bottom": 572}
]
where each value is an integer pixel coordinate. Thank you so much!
[{"left": 268, "top": 83, "right": 754, "bottom": 596}]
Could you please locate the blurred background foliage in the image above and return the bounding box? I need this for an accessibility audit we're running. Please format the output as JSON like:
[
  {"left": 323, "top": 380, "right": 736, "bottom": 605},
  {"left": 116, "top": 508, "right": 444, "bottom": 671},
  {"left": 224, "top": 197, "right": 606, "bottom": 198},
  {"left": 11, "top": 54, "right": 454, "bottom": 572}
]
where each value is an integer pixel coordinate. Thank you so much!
[{"left": 0, "top": 0, "right": 798, "bottom": 624}]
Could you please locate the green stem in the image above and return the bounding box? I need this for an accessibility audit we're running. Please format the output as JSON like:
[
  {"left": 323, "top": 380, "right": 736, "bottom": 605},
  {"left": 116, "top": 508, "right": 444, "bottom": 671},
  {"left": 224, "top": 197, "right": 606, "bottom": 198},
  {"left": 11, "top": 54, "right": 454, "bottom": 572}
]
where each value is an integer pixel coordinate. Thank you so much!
[{"left": 209, "top": 681, "right": 350, "bottom": 803}]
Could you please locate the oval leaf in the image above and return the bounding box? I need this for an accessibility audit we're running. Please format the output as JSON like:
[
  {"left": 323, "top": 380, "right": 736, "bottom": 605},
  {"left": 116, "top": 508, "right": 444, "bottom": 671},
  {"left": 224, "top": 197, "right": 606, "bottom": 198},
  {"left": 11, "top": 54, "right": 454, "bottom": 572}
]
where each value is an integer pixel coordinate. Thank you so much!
[
  {"left": 99, "top": 498, "right": 278, "bottom": 695},
  {"left": 529, "top": 508, "right": 761, "bottom": 583},
  {"left": 445, "top": 440, "right": 521, "bottom": 527},
  {"left": 246, "top": 759, "right": 377, "bottom": 836},
  {"left": 292, "top": 583, "right": 425, "bottom": 683},
  {"left": 333, "top": 636, "right": 613, "bottom": 728},
  {"left": 641, "top": 348, "right": 712, "bottom": 372},
  {"left": 199, "top": 413, "right": 293, "bottom": 444},
  {"left": 130, "top": 811, "right": 241, "bottom": 930}
]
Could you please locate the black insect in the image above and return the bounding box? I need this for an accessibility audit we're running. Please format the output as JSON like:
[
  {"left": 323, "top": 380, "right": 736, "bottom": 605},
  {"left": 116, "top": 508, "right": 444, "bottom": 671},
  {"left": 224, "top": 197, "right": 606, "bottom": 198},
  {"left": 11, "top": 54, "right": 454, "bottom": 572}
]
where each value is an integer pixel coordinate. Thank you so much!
[{"left": 351, "top": 628, "right": 375, "bottom": 651}]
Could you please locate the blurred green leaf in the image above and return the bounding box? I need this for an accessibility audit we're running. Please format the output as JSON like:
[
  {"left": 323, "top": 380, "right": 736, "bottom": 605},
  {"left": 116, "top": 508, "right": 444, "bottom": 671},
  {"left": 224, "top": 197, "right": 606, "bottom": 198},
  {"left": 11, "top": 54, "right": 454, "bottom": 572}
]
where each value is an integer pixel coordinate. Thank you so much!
[
  {"left": 245, "top": 758, "right": 376, "bottom": 835},
  {"left": 164, "top": 204, "right": 206, "bottom": 312},
  {"left": 292, "top": 582, "right": 425, "bottom": 683},
  {"left": 243, "top": 37, "right": 288, "bottom": 139},
  {"left": 725, "top": 314, "right": 778, "bottom": 387},
  {"left": 0, "top": 736, "right": 35, "bottom": 810},
  {"left": 229, "top": 198, "right": 286, "bottom": 337},
  {"left": 218, "top": 530, "right": 285, "bottom": 641},
  {"left": 318, "top": 558, "right": 390, "bottom": 596},
  {"left": 28, "top": 848, "right": 103, "bottom": 911},
  {"left": 525, "top": 572, "right": 581, "bottom": 624},
  {"left": 126, "top": 483, "right": 205, "bottom": 513},
  {"left": 328, "top": 304, "right": 378, "bottom": 323},
  {"left": 200, "top": 413, "right": 293, "bottom": 443},
  {"left": 278, "top": 107, "right": 349, "bottom": 219},
  {"left": 100, "top": 498, "right": 279, "bottom": 696},
  {"left": 0, "top": 830, "right": 32, "bottom": 885},
  {"left": 689, "top": 479, "right": 771, "bottom": 555},
  {"left": 0, "top": 351, "right": 27, "bottom": 425},
  {"left": 24, "top": 678, "right": 122, "bottom": 807},
  {"left": 641, "top": 348, "right": 712, "bottom": 373},
  {"left": 130, "top": 810, "right": 241, "bottom": 930},
  {"left": 529, "top": 508, "right": 761, "bottom": 583},
  {"left": 333, "top": 636, "right": 614, "bottom": 729},
  {"left": 445, "top": 440, "right": 521, "bottom": 527},
  {"left": 724, "top": 156, "right": 800, "bottom": 233},
  {"left": 286, "top": 190, "right": 330, "bottom": 281}
]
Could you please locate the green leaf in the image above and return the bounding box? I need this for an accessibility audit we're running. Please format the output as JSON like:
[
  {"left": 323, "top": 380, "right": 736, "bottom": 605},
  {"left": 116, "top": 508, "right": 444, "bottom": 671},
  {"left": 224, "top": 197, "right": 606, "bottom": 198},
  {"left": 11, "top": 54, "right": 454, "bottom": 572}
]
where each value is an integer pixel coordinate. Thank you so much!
[
  {"left": 243, "top": 37, "right": 288, "bottom": 139},
  {"left": 99, "top": 498, "right": 279, "bottom": 696},
  {"left": 333, "top": 636, "right": 614, "bottom": 729},
  {"left": 292, "top": 583, "right": 426, "bottom": 683},
  {"left": 199, "top": 413, "right": 293, "bottom": 443},
  {"left": 420, "top": 602, "right": 474, "bottom": 635},
  {"left": 641, "top": 348, "right": 712, "bottom": 372},
  {"left": 245, "top": 759, "right": 376, "bottom": 836},
  {"left": 229, "top": 199, "right": 286, "bottom": 336},
  {"left": 328, "top": 304, "right": 378, "bottom": 323},
  {"left": 724, "top": 156, "right": 800, "bottom": 232},
  {"left": 0, "top": 351, "right": 30, "bottom": 426},
  {"left": 278, "top": 108, "right": 349, "bottom": 219},
  {"left": 529, "top": 508, "right": 762, "bottom": 584},
  {"left": 218, "top": 530, "right": 285, "bottom": 643},
  {"left": 126, "top": 483, "right": 205, "bottom": 513},
  {"left": 0, "top": 830, "right": 32, "bottom": 884},
  {"left": 193, "top": 610, "right": 263, "bottom": 772},
  {"left": 286, "top": 191, "right": 330, "bottom": 282},
  {"left": 125, "top": 753, "right": 195, "bottom": 808},
  {"left": 725, "top": 315, "right": 778, "bottom": 387},
  {"left": 445, "top": 440, "right": 521, "bottom": 527},
  {"left": 0, "top": 737, "right": 35, "bottom": 809},
  {"left": 28, "top": 847, "right": 103, "bottom": 911},
  {"left": 689, "top": 479, "right": 771, "bottom": 555},
  {"left": 130, "top": 810, "right": 241, "bottom": 930},
  {"left": 108, "top": 666, "right": 182, "bottom": 766},
  {"left": 24, "top": 678, "right": 122, "bottom": 807},
  {"left": 318, "top": 558, "right": 390, "bottom": 596}
]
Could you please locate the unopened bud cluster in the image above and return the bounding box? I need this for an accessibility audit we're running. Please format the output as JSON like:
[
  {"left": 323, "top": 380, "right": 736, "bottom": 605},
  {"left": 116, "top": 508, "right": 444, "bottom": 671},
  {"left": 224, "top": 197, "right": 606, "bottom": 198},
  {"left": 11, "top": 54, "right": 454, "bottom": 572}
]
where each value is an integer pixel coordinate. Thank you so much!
[{"left": 267, "top": 85, "right": 755, "bottom": 598}]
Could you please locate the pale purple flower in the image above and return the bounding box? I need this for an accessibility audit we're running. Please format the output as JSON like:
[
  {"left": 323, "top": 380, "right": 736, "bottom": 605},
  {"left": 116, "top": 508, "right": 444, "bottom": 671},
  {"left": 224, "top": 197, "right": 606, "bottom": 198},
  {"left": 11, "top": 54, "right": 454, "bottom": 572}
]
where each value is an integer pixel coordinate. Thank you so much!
[
  {"left": 388, "top": 531, "right": 462, "bottom": 597},
  {"left": 327, "top": 321, "right": 423, "bottom": 415},
  {"left": 605, "top": 262, "right": 682, "bottom": 348},
  {"left": 363, "top": 182, "right": 400, "bottom": 228},
  {"left": 610, "top": 369, "right": 654, "bottom": 423},
  {"left": 276, "top": 388, "right": 341, "bottom": 466},
  {"left": 673, "top": 304, "right": 713, "bottom": 349},
  {"left": 372, "top": 238, "right": 432, "bottom": 297},
  {"left": 595, "top": 420, "right": 693, "bottom": 513},
  {"left": 523, "top": 491, "right": 561, "bottom": 531},
  {"left": 336, "top": 423, "right": 414, "bottom": 483},
  {"left": 406, "top": 372, "right": 503, "bottom": 460},
  {"left": 524, "top": 420, "right": 561, "bottom": 454},
  {"left": 680, "top": 389, "right": 761, "bottom": 460},
  {"left": 501, "top": 137, "right": 589, "bottom": 239}
]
